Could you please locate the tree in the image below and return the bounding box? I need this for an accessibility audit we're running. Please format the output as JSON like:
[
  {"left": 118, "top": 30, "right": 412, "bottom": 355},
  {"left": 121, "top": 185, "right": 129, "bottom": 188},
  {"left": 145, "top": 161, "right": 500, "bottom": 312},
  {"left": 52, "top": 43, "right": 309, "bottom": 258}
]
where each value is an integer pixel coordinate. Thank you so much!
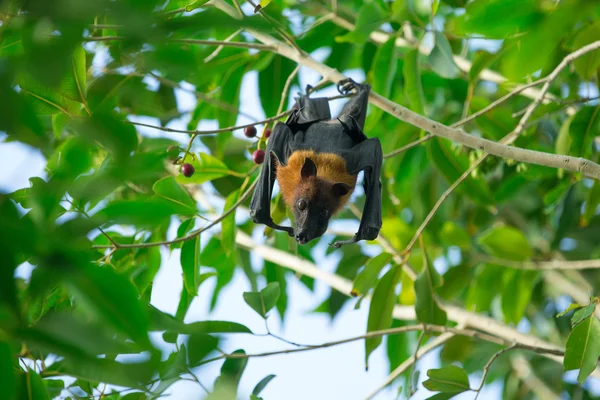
[{"left": 1, "top": 0, "right": 600, "bottom": 398}]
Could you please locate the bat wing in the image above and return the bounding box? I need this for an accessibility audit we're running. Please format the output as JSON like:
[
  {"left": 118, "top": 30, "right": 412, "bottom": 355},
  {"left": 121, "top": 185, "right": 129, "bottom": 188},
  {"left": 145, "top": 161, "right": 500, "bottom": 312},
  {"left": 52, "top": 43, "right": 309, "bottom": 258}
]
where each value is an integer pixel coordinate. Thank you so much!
[
  {"left": 249, "top": 121, "right": 294, "bottom": 235},
  {"left": 332, "top": 138, "right": 383, "bottom": 247},
  {"left": 286, "top": 96, "right": 331, "bottom": 129}
]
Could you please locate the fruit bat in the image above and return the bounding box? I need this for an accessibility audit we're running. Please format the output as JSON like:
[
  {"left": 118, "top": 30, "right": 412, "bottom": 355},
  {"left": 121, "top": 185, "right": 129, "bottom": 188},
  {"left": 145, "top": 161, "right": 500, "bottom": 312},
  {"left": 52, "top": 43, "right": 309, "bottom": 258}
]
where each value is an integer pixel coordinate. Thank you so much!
[{"left": 249, "top": 78, "right": 382, "bottom": 247}]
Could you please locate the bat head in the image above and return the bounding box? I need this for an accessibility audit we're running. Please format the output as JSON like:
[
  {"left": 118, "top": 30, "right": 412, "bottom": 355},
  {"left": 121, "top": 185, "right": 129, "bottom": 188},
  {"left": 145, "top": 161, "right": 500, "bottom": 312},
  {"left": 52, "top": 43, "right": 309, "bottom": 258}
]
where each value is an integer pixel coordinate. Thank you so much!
[{"left": 292, "top": 157, "right": 351, "bottom": 244}]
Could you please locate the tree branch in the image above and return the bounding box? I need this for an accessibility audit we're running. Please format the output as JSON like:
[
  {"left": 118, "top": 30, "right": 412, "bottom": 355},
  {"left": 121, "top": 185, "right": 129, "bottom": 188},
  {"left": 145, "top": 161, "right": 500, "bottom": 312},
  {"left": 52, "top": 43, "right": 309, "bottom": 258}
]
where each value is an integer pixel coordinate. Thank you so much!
[{"left": 248, "top": 30, "right": 600, "bottom": 180}]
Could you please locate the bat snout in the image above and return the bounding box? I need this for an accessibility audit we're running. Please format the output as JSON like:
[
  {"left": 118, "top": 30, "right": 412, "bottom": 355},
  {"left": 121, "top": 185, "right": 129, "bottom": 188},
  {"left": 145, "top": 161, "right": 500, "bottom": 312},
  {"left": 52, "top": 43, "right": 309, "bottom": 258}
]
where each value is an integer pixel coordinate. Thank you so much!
[{"left": 295, "top": 232, "right": 309, "bottom": 245}]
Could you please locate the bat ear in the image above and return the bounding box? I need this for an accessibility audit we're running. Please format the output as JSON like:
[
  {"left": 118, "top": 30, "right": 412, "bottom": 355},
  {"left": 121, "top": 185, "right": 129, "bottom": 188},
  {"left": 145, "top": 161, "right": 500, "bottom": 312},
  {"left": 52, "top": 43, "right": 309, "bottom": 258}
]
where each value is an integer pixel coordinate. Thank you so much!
[
  {"left": 301, "top": 157, "right": 317, "bottom": 179},
  {"left": 332, "top": 182, "right": 351, "bottom": 197}
]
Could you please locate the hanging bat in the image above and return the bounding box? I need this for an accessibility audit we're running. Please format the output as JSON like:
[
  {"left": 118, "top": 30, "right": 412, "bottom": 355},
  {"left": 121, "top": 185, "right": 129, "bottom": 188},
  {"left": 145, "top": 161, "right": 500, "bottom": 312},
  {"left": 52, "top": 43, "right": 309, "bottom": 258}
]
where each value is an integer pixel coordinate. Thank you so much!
[{"left": 249, "top": 78, "right": 382, "bottom": 248}]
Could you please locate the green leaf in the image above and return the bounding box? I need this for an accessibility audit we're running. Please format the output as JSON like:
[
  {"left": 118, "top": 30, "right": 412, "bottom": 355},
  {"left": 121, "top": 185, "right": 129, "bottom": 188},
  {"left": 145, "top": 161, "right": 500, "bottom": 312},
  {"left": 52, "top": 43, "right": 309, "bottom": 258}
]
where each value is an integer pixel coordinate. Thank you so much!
[
  {"left": 221, "top": 189, "right": 240, "bottom": 255},
  {"left": 188, "top": 333, "right": 219, "bottom": 366},
  {"left": 0, "top": 342, "right": 16, "bottom": 400},
  {"left": 564, "top": 316, "right": 600, "bottom": 385},
  {"left": 428, "top": 32, "right": 460, "bottom": 79},
  {"left": 65, "top": 264, "right": 150, "bottom": 347},
  {"left": 468, "top": 50, "right": 497, "bottom": 82},
  {"left": 62, "top": 46, "right": 87, "bottom": 104},
  {"left": 21, "top": 368, "right": 51, "bottom": 400},
  {"left": 252, "top": 374, "right": 276, "bottom": 396},
  {"left": 478, "top": 225, "right": 532, "bottom": 261},
  {"left": 432, "top": 0, "right": 440, "bottom": 15},
  {"left": 336, "top": 3, "right": 385, "bottom": 44},
  {"left": 181, "top": 234, "right": 201, "bottom": 296},
  {"left": 572, "top": 22, "right": 600, "bottom": 80},
  {"left": 572, "top": 304, "right": 597, "bottom": 327},
  {"left": 17, "top": 73, "right": 73, "bottom": 115},
  {"left": 403, "top": 49, "right": 425, "bottom": 115},
  {"left": 210, "top": 349, "right": 248, "bottom": 398},
  {"left": 352, "top": 252, "right": 393, "bottom": 297},
  {"left": 365, "top": 265, "right": 403, "bottom": 367},
  {"left": 367, "top": 38, "right": 398, "bottom": 128},
  {"left": 569, "top": 105, "right": 600, "bottom": 159},
  {"left": 243, "top": 282, "right": 281, "bottom": 319},
  {"left": 501, "top": 270, "right": 540, "bottom": 324},
  {"left": 423, "top": 365, "right": 471, "bottom": 393},
  {"left": 153, "top": 176, "right": 197, "bottom": 214},
  {"left": 428, "top": 138, "right": 494, "bottom": 206},
  {"left": 557, "top": 302, "right": 583, "bottom": 318},
  {"left": 439, "top": 221, "right": 470, "bottom": 249},
  {"left": 583, "top": 182, "right": 600, "bottom": 226},
  {"left": 258, "top": 54, "right": 297, "bottom": 117},
  {"left": 99, "top": 198, "right": 190, "bottom": 226},
  {"left": 415, "top": 252, "right": 447, "bottom": 326},
  {"left": 72, "top": 111, "right": 138, "bottom": 160},
  {"left": 175, "top": 153, "right": 231, "bottom": 185}
]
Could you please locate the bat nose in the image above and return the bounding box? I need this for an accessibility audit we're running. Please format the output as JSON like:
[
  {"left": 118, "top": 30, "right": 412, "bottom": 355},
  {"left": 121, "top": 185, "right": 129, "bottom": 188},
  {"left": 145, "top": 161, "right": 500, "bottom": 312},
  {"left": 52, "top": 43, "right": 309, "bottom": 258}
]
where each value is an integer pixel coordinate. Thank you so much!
[{"left": 295, "top": 233, "right": 308, "bottom": 244}]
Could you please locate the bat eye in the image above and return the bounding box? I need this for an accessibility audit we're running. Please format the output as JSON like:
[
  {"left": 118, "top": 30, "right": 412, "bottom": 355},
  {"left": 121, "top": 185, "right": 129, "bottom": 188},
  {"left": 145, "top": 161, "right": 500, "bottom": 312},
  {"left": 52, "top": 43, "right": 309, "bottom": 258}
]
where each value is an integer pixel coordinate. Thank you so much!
[{"left": 297, "top": 199, "right": 308, "bottom": 211}]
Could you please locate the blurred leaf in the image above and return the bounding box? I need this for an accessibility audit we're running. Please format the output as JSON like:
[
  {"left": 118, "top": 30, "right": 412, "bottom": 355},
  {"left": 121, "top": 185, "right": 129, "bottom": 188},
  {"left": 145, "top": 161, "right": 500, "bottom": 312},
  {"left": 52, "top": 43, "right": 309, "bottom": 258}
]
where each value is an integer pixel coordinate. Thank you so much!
[
  {"left": 252, "top": 374, "right": 276, "bottom": 396},
  {"left": 336, "top": 3, "right": 385, "bottom": 44},
  {"left": 403, "top": 49, "right": 425, "bottom": 115},
  {"left": 572, "top": 22, "right": 600, "bottom": 80},
  {"left": 569, "top": 105, "right": 600, "bottom": 159},
  {"left": 478, "top": 225, "right": 532, "bottom": 261},
  {"left": 367, "top": 38, "right": 398, "bottom": 128},
  {"left": 428, "top": 138, "right": 493, "bottom": 206},
  {"left": 221, "top": 189, "right": 240, "bottom": 255},
  {"left": 210, "top": 349, "right": 248, "bottom": 399},
  {"left": 501, "top": 269, "right": 540, "bottom": 324},
  {"left": 243, "top": 282, "right": 280, "bottom": 319},
  {"left": 188, "top": 334, "right": 219, "bottom": 366},
  {"left": 439, "top": 221, "right": 470, "bottom": 249},
  {"left": 0, "top": 342, "right": 16, "bottom": 400},
  {"left": 428, "top": 32, "right": 460, "bottom": 79},
  {"left": 181, "top": 234, "right": 201, "bottom": 296},
  {"left": 66, "top": 264, "right": 150, "bottom": 347},
  {"left": 365, "top": 265, "right": 402, "bottom": 368},
  {"left": 258, "top": 54, "right": 297, "bottom": 117},
  {"left": 352, "top": 252, "right": 393, "bottom": 297},
  {"left": 557, "top": 302, "right": 584, "bottom": 318},
  {"left": 98, "top": 198, "right": 189, "bottom": 226},
  {"left": 415, "top": 252, "right": 447, "bottom": 326},
  {"left": 20, "top": 368, "right": 51, "bottom": 400},
  {"left": 564, "top": 315, "right": 600, "bottom": 385},
  {"left": 583, "top": 182, "right": 600, "bottom": 226},
  {"left": 423, "top": 365, "right": 471, "bottom": 394}
]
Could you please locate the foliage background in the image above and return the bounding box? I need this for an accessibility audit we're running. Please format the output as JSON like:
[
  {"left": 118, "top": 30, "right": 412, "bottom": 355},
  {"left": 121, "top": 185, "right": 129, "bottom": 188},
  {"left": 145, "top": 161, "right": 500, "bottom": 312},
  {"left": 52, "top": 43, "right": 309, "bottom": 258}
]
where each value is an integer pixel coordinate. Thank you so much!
[{"left": 1, "top": 0, "right": 600, "bottom": 399}]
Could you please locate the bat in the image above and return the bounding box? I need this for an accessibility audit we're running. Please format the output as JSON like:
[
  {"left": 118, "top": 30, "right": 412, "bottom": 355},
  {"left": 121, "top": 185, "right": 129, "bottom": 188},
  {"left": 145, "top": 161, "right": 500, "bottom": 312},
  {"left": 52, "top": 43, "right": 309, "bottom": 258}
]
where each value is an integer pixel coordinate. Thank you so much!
[{"left": 249, "top": 78, "right": 382, "bottom": 248}]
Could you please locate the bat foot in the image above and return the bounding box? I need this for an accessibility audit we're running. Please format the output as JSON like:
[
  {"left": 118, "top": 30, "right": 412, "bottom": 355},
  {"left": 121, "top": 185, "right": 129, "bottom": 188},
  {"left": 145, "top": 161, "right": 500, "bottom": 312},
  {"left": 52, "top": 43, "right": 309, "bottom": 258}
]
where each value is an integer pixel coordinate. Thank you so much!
[
  {"left": 337, "top": 78, "right": 359, "bottom": 95},
  {"left": 330, "top": 235, "right": 359, "bottom": 248}
]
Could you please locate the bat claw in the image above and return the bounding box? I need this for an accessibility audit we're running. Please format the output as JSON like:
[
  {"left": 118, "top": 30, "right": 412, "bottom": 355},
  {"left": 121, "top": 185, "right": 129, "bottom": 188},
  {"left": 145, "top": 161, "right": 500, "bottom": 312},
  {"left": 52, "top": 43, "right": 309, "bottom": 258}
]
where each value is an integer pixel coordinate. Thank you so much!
[{"left": 337, "top": 78, "right": 358, "bottom": 95}]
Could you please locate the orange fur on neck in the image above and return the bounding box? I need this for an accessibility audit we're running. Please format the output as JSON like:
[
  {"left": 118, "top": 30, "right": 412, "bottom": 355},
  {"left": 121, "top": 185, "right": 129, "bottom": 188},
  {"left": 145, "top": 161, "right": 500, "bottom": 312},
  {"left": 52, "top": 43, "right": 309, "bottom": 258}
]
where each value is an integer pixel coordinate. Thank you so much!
[{"left": 276, "top": 150, "right": 357, "bottom": 214}]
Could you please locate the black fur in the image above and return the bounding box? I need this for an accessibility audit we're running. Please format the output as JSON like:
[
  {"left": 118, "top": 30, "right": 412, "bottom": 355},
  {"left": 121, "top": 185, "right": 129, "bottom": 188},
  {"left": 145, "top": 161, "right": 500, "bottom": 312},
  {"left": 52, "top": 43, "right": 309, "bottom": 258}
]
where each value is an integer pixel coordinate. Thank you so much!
[{"left": 249, "top": 79, "right": 383, "bottom": 247}]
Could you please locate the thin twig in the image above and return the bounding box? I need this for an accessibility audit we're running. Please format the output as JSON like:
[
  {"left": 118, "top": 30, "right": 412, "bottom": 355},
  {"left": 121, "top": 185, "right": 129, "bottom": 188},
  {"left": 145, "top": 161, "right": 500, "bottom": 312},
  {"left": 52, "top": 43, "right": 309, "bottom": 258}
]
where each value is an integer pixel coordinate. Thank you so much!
[
  {"left": 400, "top": 40, "right": 600, "bottom": 254},
  {"left": 477, "top": 254, "right": 600, "bottom": 270},
  {"left": 92, "top": 179, "right": 257, "bottom": 250},
  {"left": 245, "top": 0, "right": 304, "bottom": 53},
  {"left": 204, "top": 29, "right": 242, "bottom": 63},
  {"left": 66, "top": 199, "right": 119, "bottom": 249},
  {"left": 84, "top": 36, "right": 275, "bottom": 51},
  {"left": 197, "top": 323, "right": 563, "bottom": 367},
  {"left": 473, "top": 343, "right": 517, "bottom": 400},
  {"left": 277, "top": 65, "right": 301, "bottom": 116},
  {"left": 131, "top": 93, "right": 350, "bottom": 135},
  {"left": 365, "top": 330, "right": 458, "bottom": 400},
  {"left": 408, "top": 329, "right": 426, "bottom": 397},
  {"left": 383, "top": 134, "right": 433, "bottom": 159}
]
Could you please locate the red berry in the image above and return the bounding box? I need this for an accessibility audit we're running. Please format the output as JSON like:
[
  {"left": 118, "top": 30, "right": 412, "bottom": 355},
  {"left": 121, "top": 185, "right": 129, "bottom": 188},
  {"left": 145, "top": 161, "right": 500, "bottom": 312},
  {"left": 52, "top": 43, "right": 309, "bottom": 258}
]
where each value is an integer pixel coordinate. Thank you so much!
[
  {"left": 253, "top": 149, "right": 265, "bottom": 164},
  {"left": 264, "top": 128, "right": 272, "bottom": 139},
  {"left": 244, "top": 126, "right": 257, "bottom": 138},
  {"left": 182, "top": 163, "right": 195, "bottom": 177}
]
